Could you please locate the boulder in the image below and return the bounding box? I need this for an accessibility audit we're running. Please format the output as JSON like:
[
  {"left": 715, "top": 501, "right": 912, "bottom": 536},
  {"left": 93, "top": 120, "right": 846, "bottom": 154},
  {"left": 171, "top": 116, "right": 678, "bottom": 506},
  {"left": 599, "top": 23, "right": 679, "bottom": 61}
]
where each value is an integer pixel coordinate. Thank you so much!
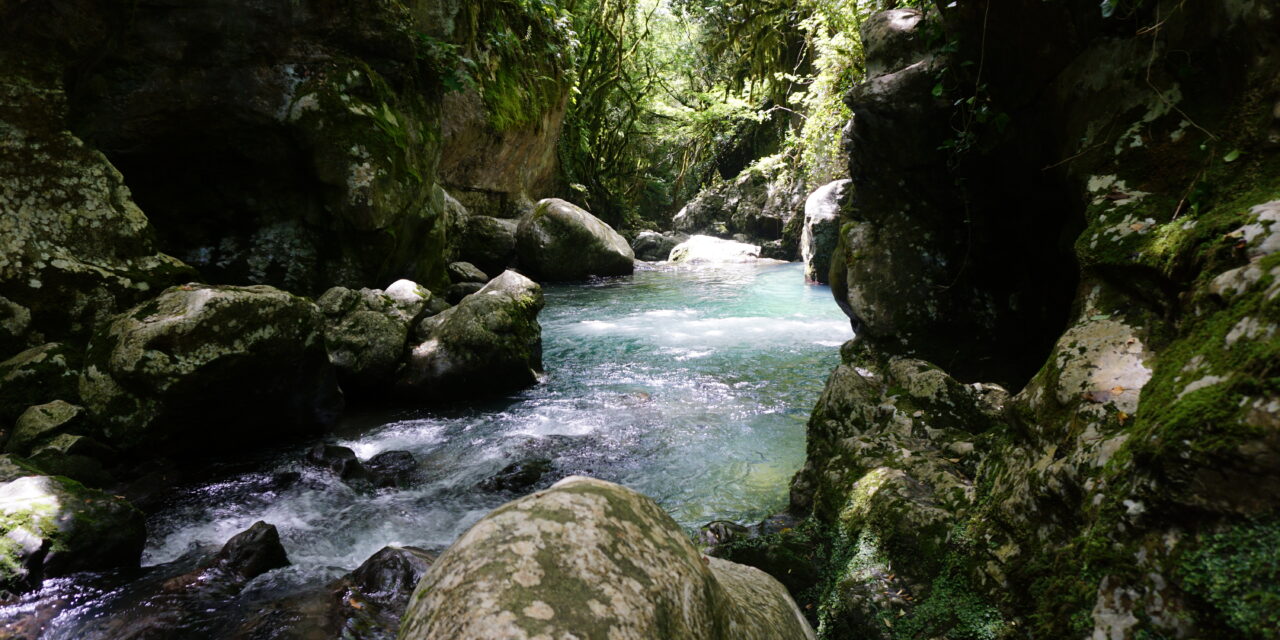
[
  {"left": 0, "top": 343, "right": 82, "bottom": 433},
  {"left": 204, "top": 520, "right": 290, "bottom": 582},
  {"left": 0, "top": 475, "right": 145, "bottom": 593},
  {"left": 307, "top": 443, "right": 365, "bottom": 481},
  {"left": 671, "top": 164, "right": 807, "bottom": 254},
  {"left": 79, "top": 284, "right": 343, "bottom": 454},
  {"left": 317, "top": 285, "right": 420, "bottom": 395},
  {"left": 455, "top": 214, "right": 519, "bottom": 278},
  {"left": 445, "top": 281, "right": 484, "bottom": 304},
  {"left": 397, "top": 271, "right": 543, "bottom": 400},
  {"left": 801, "top": 179, "right": 849, "bottom": 284},
  {"left": 0, "top": 454, "right": 40, "bottom": 483},
  {"left": 516, "top": 199, "right": 634, "bottom": 280},
  {"left": 447, "top": 261, "right": 489, "bottom": 284},
  {"left": 365, "top": 450, "right": 417, "bottom": 488},
  {"left": 669, "top": 235, "right": 765, "bottom": 264},
  {"left": 631, "top": 230, "right": 683, "bottom": 262},
  {"left": 476, "top": 458, "right": 553, "bottom": 493},
  {"left": 6, "top": 401, "right": 89, "bottom": 456},
  {"left": 399, "top": 476, "right": 815, "bottom": 640}
]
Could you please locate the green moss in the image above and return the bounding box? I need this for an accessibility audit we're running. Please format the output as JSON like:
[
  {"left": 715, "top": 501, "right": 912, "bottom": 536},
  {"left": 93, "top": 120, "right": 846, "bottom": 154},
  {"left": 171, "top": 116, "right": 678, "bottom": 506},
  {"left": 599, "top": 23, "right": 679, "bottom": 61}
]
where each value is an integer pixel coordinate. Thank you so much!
[
  {"left": 1178, "top": 516, "right": 1280, "bottom": 639},
  {"left": 893, "top": 553, "right": 1009, "bottom": 640}
]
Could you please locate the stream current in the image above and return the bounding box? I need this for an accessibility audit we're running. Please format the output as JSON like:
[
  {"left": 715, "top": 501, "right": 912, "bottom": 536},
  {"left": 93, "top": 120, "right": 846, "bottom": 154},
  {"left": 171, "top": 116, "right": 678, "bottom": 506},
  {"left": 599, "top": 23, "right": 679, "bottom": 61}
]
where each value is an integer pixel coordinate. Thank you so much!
[{"left": 12, "top": 260, "right": 852, "bottom": 637}]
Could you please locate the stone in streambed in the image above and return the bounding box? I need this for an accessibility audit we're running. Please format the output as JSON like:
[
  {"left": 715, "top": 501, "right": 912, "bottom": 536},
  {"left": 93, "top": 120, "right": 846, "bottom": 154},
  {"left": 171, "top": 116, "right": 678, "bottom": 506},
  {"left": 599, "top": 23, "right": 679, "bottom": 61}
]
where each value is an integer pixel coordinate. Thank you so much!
[
  {"left": 801, "top": 179, "right": 848, "bottom": 284},
  {"left": 631, "top": 230, "right": 684, "bottom": 261},
  {"left": 670, "top": 235, "right": 770, "bottom": 264},
  {"left": 318, "top": 283, "right": 426, "bottom": 395},
  {"left": 0, "top": 475, "right": 145, "bottom": 594},
  {"left": 307, "top": 443, "right": 365, "bottom": 481},
  {"left": 366, "top": 450, "right": 417, "bottom": 488},
  {"left": 398, "top": 476, "right": 816, "bottom": 640},
  {"left": 516, "top": 198, "right": 634, "bottom": 280},
  {"left": 79, "top": 283, "right": 342, "bottom": 455},
  {"left": 477, "top": 457, "right": 553, "bottom": 493},
  {"left": 397, "top": 270, "right": 543, "bottom": 401}
]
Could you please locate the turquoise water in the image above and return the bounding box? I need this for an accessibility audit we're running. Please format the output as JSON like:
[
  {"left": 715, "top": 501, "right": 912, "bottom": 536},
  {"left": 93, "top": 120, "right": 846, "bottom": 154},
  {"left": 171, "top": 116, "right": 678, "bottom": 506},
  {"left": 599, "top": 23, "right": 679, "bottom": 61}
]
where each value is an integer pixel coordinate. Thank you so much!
[{"left": 18, "top": 261, "right": 850, "bottom": 638}]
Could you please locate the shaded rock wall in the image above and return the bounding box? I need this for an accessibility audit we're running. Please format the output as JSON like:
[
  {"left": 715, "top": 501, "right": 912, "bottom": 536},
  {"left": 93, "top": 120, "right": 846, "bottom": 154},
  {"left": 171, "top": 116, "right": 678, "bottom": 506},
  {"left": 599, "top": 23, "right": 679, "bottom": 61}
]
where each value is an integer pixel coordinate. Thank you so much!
[{"left": 761, "top": 2, "right": 1280, "bottom": 639}]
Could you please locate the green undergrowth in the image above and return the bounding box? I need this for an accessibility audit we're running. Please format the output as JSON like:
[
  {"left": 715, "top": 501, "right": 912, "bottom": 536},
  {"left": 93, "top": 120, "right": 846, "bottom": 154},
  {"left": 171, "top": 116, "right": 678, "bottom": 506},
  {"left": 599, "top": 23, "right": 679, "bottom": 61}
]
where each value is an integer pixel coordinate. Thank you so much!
[{"left": 1179, "top": 515, "right": 1280, "bottom": 639}]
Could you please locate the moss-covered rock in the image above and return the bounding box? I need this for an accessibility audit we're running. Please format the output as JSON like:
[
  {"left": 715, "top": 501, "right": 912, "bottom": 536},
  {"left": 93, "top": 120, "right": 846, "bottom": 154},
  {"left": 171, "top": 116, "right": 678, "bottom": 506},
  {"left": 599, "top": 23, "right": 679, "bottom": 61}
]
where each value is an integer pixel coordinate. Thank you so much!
[
  {"left": 0, "top": 342, "right": 81, "bottom": 434},
  {"left": 6, "top": 401, "right": 89, "bottom": 456},
  {"left": 318, "top": 283, "right": 427, "bottom": 397},
  {"left": 79, "top": 283, "right": 342, "bottom": 455},
  {"left": 516, "top": 199, "right": 635, "bottom": 281},
  {"left": 0, "top": 475, "right": 144, "bottom": 594},
  {"left": 396, "top": 270, "right": 543, "bottom": 401},
  {"left": 399, "top": 476, "right": 815, "bottom": 640}
]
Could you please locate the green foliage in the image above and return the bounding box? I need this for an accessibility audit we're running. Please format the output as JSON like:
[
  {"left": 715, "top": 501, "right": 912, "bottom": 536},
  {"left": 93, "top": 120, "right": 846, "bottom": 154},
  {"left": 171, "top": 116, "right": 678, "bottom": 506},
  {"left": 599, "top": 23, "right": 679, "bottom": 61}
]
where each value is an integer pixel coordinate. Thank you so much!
[{"left": 1179, "top": 516, "right": 1280, "bottom": 639}]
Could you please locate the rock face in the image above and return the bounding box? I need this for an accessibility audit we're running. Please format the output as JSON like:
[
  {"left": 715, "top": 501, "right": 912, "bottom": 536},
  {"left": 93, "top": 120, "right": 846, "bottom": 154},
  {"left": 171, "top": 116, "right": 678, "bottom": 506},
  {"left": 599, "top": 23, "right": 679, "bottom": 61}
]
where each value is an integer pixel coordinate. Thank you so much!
[
  {"left": 516, "top": 199, "right": 635, "bottom": 280},
  {"left": 669, "top": 235, "right": 765, "bottom": 264},
  {"left": 80, "top": 284, "right": 342, "bottom": 454},
  {"left": 673, "top": 165, "right": 808, "bottom": 258},
  {"left": 0, "top": 475, "right": 145, "bottom": 593},
  {"left": 397, "top": 271, "right": 544, "bottom": 400},
  {"left": 399, "top": 476, "right": 815, "bottom": 640},
  {"left": 777, "top": 3, "right": 1280, "bottom": 640},
  {"left": 800, "top": 180, "right": 848, "bottom": 284}
]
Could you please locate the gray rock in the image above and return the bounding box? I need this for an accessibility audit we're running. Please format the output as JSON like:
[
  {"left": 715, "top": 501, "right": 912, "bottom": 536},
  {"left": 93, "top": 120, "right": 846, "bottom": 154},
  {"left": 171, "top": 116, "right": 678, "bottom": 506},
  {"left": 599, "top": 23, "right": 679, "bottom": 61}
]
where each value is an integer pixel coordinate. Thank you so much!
[
  {"left": 397, "top": 271, "right": 543, "bottom": 401},
  {"left": 670, "top": 235, "right": 765, "bottom": 264},
  {"left": 0, "top": 454, "right": 39, "bottom": 483},
  {"left": 447, "top": 261, "right": 489, "bottom": 284},
  {"left": 384, "top": 279, "right": 433, "bottom": 320},
  {"left": 516, "top": 199, "right": 634, "bottom": 280},
  {"left": 6, "top": 401, "right": 88, "bottom": 456},
  {"left": 318, "top": 286, "right": 416, "bottom": 394},
  {"left": 0, "top": 475, "right": 145, "bottom": 593},
  {"left": 446, "top": 281, "right": 484, "bottom": 304},
  {"left": 631, "top": 230, "right": 683, "bottom": 261},
  {"left": 455, "top": 215, "right": 519, "bottom": 278},
  {"left": 80, "top": 284, "right": 342, "bottom": 454},
  {"left": 861, "top": 9, "right": 929, "bottom": 77},
  {"left": 0, "top": 343, "right": 82, "bottom": 433},
  {"left": 801, "top": 179, "right": 849, "bottom": 284},
  {"left": 400, "top": 476, "right": 815, "bottom": 640},
  {"left": 672, "top": 166, "right": 807, "bottom": 256}
]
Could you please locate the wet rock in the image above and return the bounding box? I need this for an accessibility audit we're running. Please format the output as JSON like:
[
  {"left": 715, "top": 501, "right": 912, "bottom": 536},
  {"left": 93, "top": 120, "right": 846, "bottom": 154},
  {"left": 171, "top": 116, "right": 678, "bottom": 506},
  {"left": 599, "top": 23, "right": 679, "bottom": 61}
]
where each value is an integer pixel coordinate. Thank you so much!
[
  {"left": 0, "top": 475, "right": 145, "bottom": 594},
  {"left": 447, "top": 261, "right": 489, "bottom": 284},
  {"left": 477, "top": 458, "right": 553, "bottom": 493},
  {"left": 307, "top": 443, "right": 365, "bottom": 481},
  {"left": 205, "top": 521, "right": 290, "bottom": 582},
  {"left": 516, "top": 198, "right": 635, "bottom": 280},
  {"left": 801, "top": 179, "right": 848, "bottom": 284},
  {"left": 0, "top": 343, "right": 82, "bottom": 435},
  {"left": 672, "top": 165, "right": 807, "bottom": 254},
  {"left": 397, "top": 271, "right": 543, "bottom": 401},
  {"left": 317, "top": 285, "right": 418, "bottom": 395},
  {"left": 670, "top": 235, "right": 766, "bottom": 263},
  {"left": 80, "top": 284, "right": 342, "bottom": 455},
  {"left": 6, "top": 401, "right": 89, "bottom": 456},
  {"left": 400, "top": 476, "right": 816, "bottom": 640},
  {"left": 445, "top": 281, "right": 484, "bottom": 304},
  {"left": 631, "top": 230, "right": 683, "bottom": 261},
  {"left": 365, "top": 450, "right": 417, "bottom": 488},
  {"left": 349, "top": 545, "right": 436, "bottom": 608}
]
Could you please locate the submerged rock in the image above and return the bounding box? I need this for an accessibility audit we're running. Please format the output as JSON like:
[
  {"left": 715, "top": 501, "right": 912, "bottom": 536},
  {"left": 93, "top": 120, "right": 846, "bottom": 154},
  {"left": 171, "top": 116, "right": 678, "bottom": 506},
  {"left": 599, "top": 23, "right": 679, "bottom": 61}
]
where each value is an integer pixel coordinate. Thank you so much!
[
  {"left": 397, "top": 271, "right": 544, "bottom": 401},
  {"left": 516, "top": 198, "right": 635, "bottom": 280},
  {"left": 669, "top": 235, "right": 767, "bottom": 264},
  {"left": 477, "top": 457, "right": 553, "bottom": 493},
  {"left": 0, "top": 475, "right": 145, "bottom": 594},
  {"left": 399, "top": 476, "right": 815, "bottom": 640},
  {"left": 801, "top": 179, "right": 848, "bottom": 284},
  {"left": 79, "top": 284, "right": 342, "bottom": 454}
]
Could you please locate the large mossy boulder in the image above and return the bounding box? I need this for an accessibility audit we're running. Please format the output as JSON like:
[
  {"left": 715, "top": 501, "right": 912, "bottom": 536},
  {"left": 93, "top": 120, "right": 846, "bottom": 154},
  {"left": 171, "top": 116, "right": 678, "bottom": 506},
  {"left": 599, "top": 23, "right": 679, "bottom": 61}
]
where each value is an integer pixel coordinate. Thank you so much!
[
  {"left": 79, "top": 283, "right": 342, "bottom": 454},
  {"left": 0, "top": 475, "right": 145, "bottom": 594},
  {"left": 396, "top": 271, "right": 543, "bottom": 401},
  {"left": 317, "top": 282, "right": 430, "bottom": 396},
  {"left": 399, "top": 476, "right": 815, "bottom": 640},
  {"left": 516, "top": 199, "right": 634, "bottom": 281}
]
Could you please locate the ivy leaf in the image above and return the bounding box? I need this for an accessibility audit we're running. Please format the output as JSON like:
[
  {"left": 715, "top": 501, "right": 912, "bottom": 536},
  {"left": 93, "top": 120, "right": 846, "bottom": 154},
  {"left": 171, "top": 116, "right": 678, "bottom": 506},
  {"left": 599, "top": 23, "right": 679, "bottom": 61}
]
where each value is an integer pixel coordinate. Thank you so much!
[
  {"left": 932, "top": 82, "right": 944, "bottom": 98},
  {"left": 1223, "top": 149, "right": 1242, "bottom": 163}
]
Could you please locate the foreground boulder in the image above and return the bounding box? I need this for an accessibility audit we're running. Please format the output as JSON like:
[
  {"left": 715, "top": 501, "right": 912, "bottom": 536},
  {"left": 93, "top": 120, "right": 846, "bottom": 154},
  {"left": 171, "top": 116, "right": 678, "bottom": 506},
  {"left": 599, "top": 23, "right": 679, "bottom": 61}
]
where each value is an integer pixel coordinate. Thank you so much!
[
  {"left": 80, "top": 284, "right": 342, "bottom": 454},
  {"left": 0, "top": 475, "right": 145, "bottom": 593},
  {"left": 397, "top": 271, "right": 543, "bottom": 401},
  {"left": 399, "top": 476, "right": 815, "bottom": 640},
  {"left": 801, "top": 179, "right": 848, "bottom": 284},
  {"left": 516, "top": 199, "right": 634, "bottom": 280},
  {"left": 669, "top": 235, "right": 766, "bottom": 264}
]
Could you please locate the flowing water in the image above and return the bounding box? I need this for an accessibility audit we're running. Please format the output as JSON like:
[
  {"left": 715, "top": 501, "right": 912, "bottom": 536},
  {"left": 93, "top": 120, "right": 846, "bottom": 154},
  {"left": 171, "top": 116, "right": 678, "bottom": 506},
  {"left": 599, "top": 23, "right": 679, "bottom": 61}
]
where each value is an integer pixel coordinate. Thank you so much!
[{"left": 10, "top": 261, "right": 852, "bottom": 637}]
